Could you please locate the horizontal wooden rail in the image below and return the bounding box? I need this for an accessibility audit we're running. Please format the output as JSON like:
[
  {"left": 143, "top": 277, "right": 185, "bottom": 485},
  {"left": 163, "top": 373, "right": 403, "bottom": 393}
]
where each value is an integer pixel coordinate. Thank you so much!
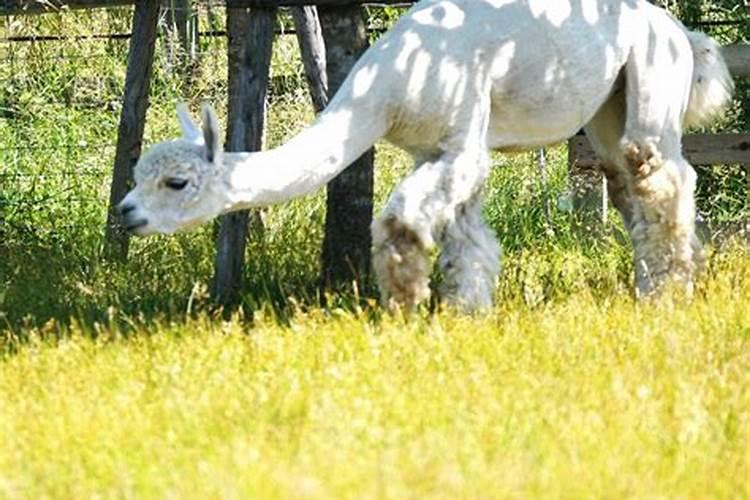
[
  {"left": 725, "top": 44, "right": 750, "bottom": 78},
  {"left": 569, "top": 133, "right": 750, "bottom": 169},
  {"left": 0, "top": 0, "right": 132, "bottom": 14},
  {"left": 3, "top": 0, "right": 747, "bottom": 36},
  {"left": 0, "top": 0, "right": 410, "bottom": 14}
]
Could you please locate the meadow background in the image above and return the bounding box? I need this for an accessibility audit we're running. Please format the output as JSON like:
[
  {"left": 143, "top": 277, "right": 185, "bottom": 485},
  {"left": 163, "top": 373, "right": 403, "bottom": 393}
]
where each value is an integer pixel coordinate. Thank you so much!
[{"left": 0, "top": 3, "right": 748, "bottom": 498}]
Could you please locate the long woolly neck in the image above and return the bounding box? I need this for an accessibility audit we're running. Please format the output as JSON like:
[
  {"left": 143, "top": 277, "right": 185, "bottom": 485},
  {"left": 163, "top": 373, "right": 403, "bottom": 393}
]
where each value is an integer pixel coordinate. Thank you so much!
[{"left": 221, "top": 104, "right": 386, "bottom": 209}]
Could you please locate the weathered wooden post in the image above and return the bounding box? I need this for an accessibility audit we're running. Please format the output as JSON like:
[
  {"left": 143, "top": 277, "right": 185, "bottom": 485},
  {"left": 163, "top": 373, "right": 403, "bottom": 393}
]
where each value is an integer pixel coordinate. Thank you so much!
[
  {"left": 292, "top": 6, "right": 328, "bottom": 113},
  {"left": 104, "top": 0, "right": 161, "bottom": 260},
  {"left": 567, "top": 134, "right": 608, "bottom": 223},
  {"left": 210, "top": 6, "right": 276, "bottom": 307},
  {"left": 163, "top": 0, "right": 199, "bottom": 76},
  {"left": 318, "top": 5, "right": 375, "bottom": 292}
]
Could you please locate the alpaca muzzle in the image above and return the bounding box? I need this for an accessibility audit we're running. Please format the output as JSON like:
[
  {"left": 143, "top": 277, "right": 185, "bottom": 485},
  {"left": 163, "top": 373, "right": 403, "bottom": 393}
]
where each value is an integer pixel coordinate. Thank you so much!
[{"left": 117, "top": 201, "right": 148, "bottom": 233}]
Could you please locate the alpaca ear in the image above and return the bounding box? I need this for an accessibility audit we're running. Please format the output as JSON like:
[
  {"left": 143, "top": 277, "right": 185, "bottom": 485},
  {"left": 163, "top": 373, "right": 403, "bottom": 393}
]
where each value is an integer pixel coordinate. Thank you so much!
[
  {"left": 176, "top": 103, "right": 203, "bottom": 144},
  {"left": 201, "top": 103, "right": 223, "bottom": 165}
]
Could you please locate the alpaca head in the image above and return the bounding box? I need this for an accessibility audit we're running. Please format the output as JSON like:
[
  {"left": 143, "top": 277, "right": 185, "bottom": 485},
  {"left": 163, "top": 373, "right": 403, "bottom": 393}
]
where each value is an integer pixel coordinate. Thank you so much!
[{"left": 118, "top": 103, "right": 228, "bottom": 235}]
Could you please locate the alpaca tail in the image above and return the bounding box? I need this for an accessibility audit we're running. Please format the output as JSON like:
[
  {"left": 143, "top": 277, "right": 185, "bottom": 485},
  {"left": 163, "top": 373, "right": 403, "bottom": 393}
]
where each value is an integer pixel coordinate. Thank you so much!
[{"left": 684, "top": 30, "right": 734, "bottom": 128}]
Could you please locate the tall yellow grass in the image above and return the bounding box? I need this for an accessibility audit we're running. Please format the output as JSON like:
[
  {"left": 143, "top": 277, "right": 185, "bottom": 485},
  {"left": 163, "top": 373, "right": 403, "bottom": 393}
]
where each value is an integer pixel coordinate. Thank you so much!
[{"left": 1, "top": 249, "right": 748, "bottom": 499}]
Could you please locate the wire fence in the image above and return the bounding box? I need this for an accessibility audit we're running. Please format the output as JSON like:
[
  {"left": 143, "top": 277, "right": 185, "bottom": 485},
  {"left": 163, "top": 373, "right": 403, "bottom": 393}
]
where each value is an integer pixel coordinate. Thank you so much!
[
  {"left": 0, "top": 2, "right": 747, "bottom": 243},
  {"left": 0, "top": 3, "right": 236, "bottom": 239}
]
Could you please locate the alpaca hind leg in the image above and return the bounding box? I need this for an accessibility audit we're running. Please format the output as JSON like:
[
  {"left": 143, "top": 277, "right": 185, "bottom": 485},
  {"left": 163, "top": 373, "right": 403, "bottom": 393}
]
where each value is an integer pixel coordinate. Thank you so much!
[
  {"left": 627, "top": 155, "right": 701, "bottom": 296},
  {"left": 582, "top": 84, "right": 636, "bottom": 231},
  {"left": 620, "top": 40, "right": 701, "bottom": 296},
  {"left": 372, "top": 150, "right": 491, "bottom": 310},
  {"left": 437, "top": 194, "right": 500, "bottom": 311},
  {"left": 603, "top": 166, "right": 635, "bottom": 231}
]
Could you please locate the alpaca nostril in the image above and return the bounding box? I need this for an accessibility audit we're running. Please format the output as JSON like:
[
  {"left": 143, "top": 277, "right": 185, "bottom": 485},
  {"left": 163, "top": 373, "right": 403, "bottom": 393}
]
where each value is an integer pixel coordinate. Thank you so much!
[{"left": 119, "top": 203, "right": 135, "bottom": 216}]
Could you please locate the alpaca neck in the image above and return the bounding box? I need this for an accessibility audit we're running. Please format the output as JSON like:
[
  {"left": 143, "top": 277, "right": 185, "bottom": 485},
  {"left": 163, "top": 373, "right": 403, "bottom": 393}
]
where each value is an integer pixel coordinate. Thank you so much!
[{"left": 222, "top": 104, "right": 386, "bottom": 209}]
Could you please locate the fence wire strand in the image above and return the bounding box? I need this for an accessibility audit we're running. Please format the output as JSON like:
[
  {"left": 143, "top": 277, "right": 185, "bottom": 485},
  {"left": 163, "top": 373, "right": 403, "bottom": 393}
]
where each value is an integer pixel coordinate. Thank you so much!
[
  {"left": 0, "top": 3, "right": 229, "bottom": 229},
  {"left": 0, "top": 2, "right": 746, "bottom": 234}
]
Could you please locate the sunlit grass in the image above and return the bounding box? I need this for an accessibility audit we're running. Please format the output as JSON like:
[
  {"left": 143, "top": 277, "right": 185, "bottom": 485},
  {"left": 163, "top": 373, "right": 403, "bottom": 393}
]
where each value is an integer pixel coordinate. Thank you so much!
[{"left": 1, "top": 249, "right": 749, "bottom": 498}]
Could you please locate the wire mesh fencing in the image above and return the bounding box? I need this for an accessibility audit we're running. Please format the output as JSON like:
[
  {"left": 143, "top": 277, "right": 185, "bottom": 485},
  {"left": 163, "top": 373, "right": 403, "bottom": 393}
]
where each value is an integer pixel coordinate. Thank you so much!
[
  {"left": 0, "top": 1, "right": 746, "bottom": 247},
  {"left": 0, "top": 2, "right": 234, "bottom": 242}
]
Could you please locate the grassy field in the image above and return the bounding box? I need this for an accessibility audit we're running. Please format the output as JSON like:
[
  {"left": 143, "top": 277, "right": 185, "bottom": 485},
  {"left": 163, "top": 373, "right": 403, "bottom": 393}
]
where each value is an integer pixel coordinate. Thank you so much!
[
  {"left": 1, "top": 260, "right": 749, "bottom": 498},
  {"left": 1, "top": 5, "right": 749, "bottom": 499}
]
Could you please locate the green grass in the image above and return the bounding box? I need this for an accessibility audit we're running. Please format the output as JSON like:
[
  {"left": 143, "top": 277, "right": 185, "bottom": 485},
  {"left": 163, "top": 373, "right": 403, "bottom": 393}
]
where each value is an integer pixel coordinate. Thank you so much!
[
  {"left": 0, "top": 6, "right": 749, "bottom": 498},
  {"left": 1, "top": 255, "right": 749, "bottom": 498}
]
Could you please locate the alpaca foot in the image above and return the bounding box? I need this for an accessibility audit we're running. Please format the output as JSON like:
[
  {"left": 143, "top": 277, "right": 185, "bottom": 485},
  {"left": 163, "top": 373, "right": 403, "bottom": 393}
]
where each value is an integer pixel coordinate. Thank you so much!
[
  {"left": 372, "top": 215, "right": 431, "bottom": 311},
  {"left": 437, "top": 200, "right": 501, "bottom": 312}
]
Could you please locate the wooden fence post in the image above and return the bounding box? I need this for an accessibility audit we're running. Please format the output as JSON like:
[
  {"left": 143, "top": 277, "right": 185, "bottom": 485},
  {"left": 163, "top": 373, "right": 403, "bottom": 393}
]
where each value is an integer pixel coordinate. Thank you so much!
[
  {"left": 292, "top": 6, "right": 328, "bottom": 113},
  {"left": 163, "top": 0, "right": 199, "bottom": 77},
  {"left": 317, "top": 5, "right": 375, "bottom": 293},
  {"left": 210, "top": 6, "right": 276, "bottom": 308},
  {"left": 567, "top": 134, "right": 608, "bottom": 224},
  {"left": 104, "top": 0, "right": 160, "bottom": 260}
]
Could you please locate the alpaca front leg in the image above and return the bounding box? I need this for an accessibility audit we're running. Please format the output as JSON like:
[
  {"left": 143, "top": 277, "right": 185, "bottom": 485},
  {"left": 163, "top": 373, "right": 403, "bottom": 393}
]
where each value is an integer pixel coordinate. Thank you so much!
[
  {"left": 437, "top": 195, "right": 500, "bottom": 311},
  {"left": 372, "top": 150, "right": 490, "bottom": 311}
]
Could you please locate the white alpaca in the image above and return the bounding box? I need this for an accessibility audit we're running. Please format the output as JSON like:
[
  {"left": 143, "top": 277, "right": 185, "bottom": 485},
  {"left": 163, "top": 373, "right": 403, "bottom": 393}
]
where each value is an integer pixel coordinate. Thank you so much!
[{"left": 118, "top": 0, "right": 733, "bottom": 311}]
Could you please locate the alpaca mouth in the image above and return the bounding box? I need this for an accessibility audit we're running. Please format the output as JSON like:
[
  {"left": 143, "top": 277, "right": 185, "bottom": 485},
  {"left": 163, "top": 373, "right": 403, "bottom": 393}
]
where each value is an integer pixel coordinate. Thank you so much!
[{"left": 124, "top": 219, "right": 148, "bottom": 233}]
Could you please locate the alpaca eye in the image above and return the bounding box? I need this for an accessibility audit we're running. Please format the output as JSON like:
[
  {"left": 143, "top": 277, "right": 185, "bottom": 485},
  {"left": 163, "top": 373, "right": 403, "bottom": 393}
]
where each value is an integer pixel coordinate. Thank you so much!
[{"left": 165, "top": 178, "right": 189, "bottom": 191}]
